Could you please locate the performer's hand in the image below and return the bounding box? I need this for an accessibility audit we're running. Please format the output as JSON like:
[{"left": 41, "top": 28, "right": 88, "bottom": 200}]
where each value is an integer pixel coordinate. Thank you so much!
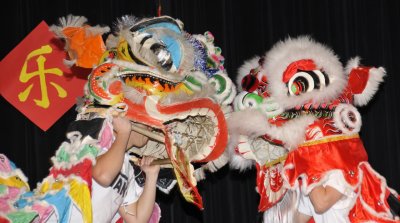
[
  {"left": 139, "top": 156, "right": 160, "bottom": 180},
  {"left": 112, "top": 116, "right": 132, "bottom": 136},
  {"left": 128, "top": 123, "right": 150, "bottom": 148},
  {"left": 113, "top": 117, "right": 150, "bottom": 148}
]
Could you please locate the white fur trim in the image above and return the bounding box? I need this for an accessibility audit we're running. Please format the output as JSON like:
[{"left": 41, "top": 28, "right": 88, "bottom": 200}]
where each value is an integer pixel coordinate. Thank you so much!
[
  {"left": 263, "top": 36, "right": 347, "bottom": 109},
  {"left": 49, "top": 15, "right": 88, "bottom": 38},
  {"left": 263, "top": 115, "right": 316, "bottom": 150},
  {"left": 50, "top": 15, "right": 110, "bottom": 39},
  {"left": 344, "top": 57, "right": 361, "bottom": 75},
  {"left": 333, "top": 103, "right": 362, "bottom": 134},
  {"left": 229, "top": 150, "right": 255, "bottom": 172},
  {"left": 86, "top": 25, "right": 110, "bottom": 36},
  {"left": 227, "top": 109, "right": 274, "bottom": 138},
  {"left": 123, "top": 85, "right": 145, "bottom": 104},
  {"left": 226, "top": 134, "right": 255, "bottom": 172},
  {"left": 227, "top": 109, "right": 315, "bottom": 149},
  {"left": 194, "top": 151, "right": 230, "bottom": 180},
  {"left": 354, "top": 67, "right": 386, "bottom": 106},
  {"left": 114, "top": 15, "right": 139, "bottom": 32},
  {"left": 63, "top": 59, "right": 76, "bottom": 68},
  {"left": 51, "top": 132, "right": 98, "bottom": 169},
  {"left": 105, "top": 34, "right": 119, "bottom": 49},
  {"left": 193, "top": 168, "right": 206, "bottom": 181}
]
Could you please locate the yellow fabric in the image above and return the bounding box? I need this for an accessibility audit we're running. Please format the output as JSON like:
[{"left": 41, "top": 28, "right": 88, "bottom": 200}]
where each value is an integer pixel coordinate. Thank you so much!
[
  {"left": 117, "top": 40, "right": 135, "bottom": 63},
  {"left": 173, "top": 167, "right": 195, "bottom": 203},
  {"left": 68, "top": 179, "right": 92, "bottom": 223},
  {"left": 0, "top": 176, "right": 29, "bottom": 190},
  {"left": 38, "top": 178, "right": 92, "bottom": 223}
]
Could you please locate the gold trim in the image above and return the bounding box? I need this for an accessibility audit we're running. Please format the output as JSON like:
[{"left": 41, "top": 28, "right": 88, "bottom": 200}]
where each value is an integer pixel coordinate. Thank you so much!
[
  {"left": 265, "top": 154, "right": 288, "bottom": 168},
  {"left": 300, "top": 134, "right": 359, "bottom": 147}
]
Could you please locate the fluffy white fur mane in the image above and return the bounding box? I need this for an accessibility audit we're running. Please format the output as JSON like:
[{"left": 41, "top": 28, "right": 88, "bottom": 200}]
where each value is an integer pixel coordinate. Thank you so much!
[{"left": 263, "top": 36, "right": 347, "bottom": 109}]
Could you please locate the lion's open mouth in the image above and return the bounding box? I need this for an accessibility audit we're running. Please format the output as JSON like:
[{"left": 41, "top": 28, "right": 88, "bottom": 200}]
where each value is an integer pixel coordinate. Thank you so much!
[{"left": 120, "top": 71, "right": 184, "bottom": 94}]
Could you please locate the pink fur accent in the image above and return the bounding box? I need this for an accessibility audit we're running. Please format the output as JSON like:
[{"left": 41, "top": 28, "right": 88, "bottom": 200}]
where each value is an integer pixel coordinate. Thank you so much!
[
  {"left": 0, "top": 154, "right": 12, "bottom": 172},
  {"left": 99, "top": 122, "right": 113, "bottom": 149},
  {"left": 32, "top": 203, "right": 54, "bottom": 222},
  {"left": 148, "top": 203, "right": 161, "bottom": 223},
  {"left": 0, "top": 187, "right": 22, "bottom": 213}
]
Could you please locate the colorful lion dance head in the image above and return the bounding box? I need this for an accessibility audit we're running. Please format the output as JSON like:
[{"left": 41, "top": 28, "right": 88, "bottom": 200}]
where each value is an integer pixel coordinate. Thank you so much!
[{"left": 51, "top": 15, "right": 236, "bottom": 209}]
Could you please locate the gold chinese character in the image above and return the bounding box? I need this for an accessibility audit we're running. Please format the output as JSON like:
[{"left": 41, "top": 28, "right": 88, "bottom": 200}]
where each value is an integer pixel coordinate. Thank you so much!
[{"left": 18, "top": 45, "right": 67, "bottom": 108}]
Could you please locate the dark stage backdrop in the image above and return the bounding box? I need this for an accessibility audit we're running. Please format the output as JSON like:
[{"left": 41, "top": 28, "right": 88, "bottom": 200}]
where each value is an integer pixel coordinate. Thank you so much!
[{"left": 1, "top": 0, "right": 400, "bottom": 222}]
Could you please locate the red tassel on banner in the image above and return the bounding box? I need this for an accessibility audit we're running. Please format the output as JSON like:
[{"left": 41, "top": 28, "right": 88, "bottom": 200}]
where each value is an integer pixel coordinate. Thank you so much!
[{"left": 157, "top": 0, "right": 162, "bottom": 16}]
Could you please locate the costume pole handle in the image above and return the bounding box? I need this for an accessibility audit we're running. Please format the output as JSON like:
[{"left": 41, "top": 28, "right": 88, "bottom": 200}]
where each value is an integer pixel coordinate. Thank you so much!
[
  {"left": 130, "top": 123, "right": 165, "bottom": 143},
  {"left": 130, "top": 157, "right": 171, "bottom": 165}
]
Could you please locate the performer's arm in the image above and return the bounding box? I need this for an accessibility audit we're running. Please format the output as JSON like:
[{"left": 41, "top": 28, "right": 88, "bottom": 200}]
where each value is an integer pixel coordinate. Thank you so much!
[
  {"left": 294, "top": 211, "right": 312, "bottom": 223},
  {"left": 118, "top": 156, "right": 160, "bottom": 223},
  {"left": 92, "top": 117, "right": 149, "bottom": 187},
  {"left": 309, "top": 185, "right": 344, "bottom": 214}
]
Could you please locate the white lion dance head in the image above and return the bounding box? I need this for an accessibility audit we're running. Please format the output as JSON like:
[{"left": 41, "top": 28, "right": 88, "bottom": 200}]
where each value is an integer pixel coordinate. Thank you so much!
[{"left": 228, "top": 36, "right": 399, "bottom": 222}]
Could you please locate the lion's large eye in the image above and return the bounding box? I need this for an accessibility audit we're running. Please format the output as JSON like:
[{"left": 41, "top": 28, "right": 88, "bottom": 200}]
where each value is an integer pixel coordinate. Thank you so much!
[
  {"left": 287, "top": 70, "right": 329, "bottom": 96},
  {"left": 128, "top": 32, "right": 177, "bottom": 73},
  {"left": 150, "top": 42, "right": 175, "bottom": 72}
]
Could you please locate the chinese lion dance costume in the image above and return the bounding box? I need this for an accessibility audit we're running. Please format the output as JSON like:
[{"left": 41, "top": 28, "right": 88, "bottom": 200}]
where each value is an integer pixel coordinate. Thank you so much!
[
  {"left": 228, "top": 36, "right": 400, "bottom": 222},
  {"left": 0, "top": 15, "right": 235, "bottom": 223}
]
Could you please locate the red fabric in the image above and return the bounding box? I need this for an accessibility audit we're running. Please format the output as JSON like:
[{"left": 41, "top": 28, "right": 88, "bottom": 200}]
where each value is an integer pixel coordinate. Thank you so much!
[
  {"left": 157, "top": 98, "right": 227, "bottom": 162},
  {"left": 49, "top": 158, "right": 93, "bottom": 189},
  {"left": 0, "top": 217, "right": 10, "bottom": 223},
  {"left": 256, "top": 164, "right": 286, "bottom": 211},
  {"left": 284, "top": 136, "right": 368, "bottom": 188},
  {"left": 347, "top": 67, "right": 371, "bottom": 94},
  {"left": 241, "top": 74, "right": 259, "bottom": 93},
  {"left": 164, "top": 134, "right": 203, "bottom": 209},
  {"left": 125, "top": 96, "right": 229, "bottom": 163},
  {"left": 304, "top": 118, "right": 341, "bottom": 141},
  {"left": 115, "top": 217, "right": 123, "bottom": 223},
  {"left": 282, "top": 59, "right": 317, "bottom": 83},
  {"left": 284, "top": 135, "right": 400, "bottom": 222},
  {"left": 349, "top": 163, "right": 400, "bottom": 222},
  {"left": 89, "top": 63, "right": 117, "bottom": 101},
  {"left": 0, "top": 21, "right": 87, "bottom": 131}
]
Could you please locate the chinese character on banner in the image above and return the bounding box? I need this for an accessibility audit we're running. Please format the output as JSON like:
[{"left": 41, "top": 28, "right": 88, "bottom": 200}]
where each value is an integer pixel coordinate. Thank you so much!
[{"left": 0, "top": 21, "right": 88, "bottom": 131}]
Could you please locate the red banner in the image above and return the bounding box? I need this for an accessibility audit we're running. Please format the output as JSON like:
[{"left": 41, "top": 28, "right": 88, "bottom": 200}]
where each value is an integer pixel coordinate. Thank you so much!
[{"left": 0, "top": 21, "right": 88, "bottom": 131}]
